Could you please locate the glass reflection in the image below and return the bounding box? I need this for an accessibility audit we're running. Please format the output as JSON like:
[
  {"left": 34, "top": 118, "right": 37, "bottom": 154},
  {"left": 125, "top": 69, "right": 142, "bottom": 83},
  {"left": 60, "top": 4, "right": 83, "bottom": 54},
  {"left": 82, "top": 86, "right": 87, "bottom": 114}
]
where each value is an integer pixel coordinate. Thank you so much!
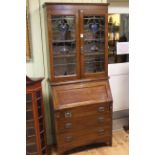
[{"left": 108, "top": 14, "right": 129, "bottom": 64}]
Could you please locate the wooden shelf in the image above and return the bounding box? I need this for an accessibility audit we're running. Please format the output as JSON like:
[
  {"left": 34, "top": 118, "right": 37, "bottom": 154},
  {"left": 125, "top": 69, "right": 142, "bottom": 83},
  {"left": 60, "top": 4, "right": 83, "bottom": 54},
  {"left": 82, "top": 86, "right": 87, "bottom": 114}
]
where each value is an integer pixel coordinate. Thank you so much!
[
  {"left": 26, "top": 152, "right": 37, "bottom": 155},
  {"left": 27, "top": 134, "right": 36, "bottom": 138},
  {"left": 26, "top": 100, "right": 32, "bottom": 103},
  {"left": 54, "top": 53, "right": 76, "bottom": 58},
  {"left": 84, "top": 38, "right": 104, "bottom": 42},
  {"left": 27, "top": 119, "right": 34, "bottom": 123},
  {"left": 26, "top": 109, "right": 32, "bottom": 112},
  {"left": 84, "top": 17, "right": 105, "bottom": 20},
  {"left": 84, "top": 52, "right": 104, "bottom": 56},
  {"left": 52, "top": 39, "right": 75, "bottom": 43},
  {"left": 54, "top": 62, "right": 76, "bottom": 67},
  {"left": 85, "top": 60, "right": 104, "bottom": 64},
  {"left": 26, "top": 142, "right": 36, "bottom": 146}
]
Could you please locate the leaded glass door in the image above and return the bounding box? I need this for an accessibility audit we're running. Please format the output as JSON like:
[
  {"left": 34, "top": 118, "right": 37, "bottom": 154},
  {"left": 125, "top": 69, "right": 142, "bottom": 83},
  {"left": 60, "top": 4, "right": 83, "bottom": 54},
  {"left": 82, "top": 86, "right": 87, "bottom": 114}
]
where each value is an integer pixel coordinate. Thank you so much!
[
  {"left": 80, "top": 10, "right": 108, "bottom": 78},
  {"left": 47, "top": 10, "right": 80, "bottom": 82}
]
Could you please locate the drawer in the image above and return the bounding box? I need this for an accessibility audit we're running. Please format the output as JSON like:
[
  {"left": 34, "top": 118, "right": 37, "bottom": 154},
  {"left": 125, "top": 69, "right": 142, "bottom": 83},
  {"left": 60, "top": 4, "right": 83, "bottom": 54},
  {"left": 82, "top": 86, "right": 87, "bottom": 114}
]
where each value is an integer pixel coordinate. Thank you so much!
[
  {"left": 55, "top": 113, "right": 112, "bottom": 133},
  {"left": 55, "top": 102, "right": 112, "bottom": 121},
  {"left": 58, "top": 135, "right": 111, "bottom": 154},
  {"left": 57, "top": 127, "right": 112, "bottom": 151}
]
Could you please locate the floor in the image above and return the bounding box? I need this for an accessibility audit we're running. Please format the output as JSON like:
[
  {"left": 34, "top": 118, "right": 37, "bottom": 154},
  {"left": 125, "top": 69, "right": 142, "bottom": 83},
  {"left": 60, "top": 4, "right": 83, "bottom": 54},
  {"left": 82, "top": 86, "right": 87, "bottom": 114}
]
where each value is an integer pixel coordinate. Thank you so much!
[{"left": 50, "top": 129, "right": 129, "bottom": 155}]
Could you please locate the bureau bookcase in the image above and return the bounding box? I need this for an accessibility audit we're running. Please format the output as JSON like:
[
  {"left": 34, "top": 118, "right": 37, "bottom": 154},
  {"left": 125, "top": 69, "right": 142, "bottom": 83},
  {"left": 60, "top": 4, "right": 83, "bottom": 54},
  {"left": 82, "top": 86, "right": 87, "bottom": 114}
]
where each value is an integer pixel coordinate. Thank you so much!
[{"left": 44, "top": 3, "right": 113, "bottom": 155}]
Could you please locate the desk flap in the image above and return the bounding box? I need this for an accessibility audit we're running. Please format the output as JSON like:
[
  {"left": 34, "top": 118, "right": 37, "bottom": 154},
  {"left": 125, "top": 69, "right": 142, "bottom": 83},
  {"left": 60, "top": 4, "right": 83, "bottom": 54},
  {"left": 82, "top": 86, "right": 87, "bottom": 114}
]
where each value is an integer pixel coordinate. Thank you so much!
[{"left": 52, "top": 80, "right": 112, "bottom": 110}]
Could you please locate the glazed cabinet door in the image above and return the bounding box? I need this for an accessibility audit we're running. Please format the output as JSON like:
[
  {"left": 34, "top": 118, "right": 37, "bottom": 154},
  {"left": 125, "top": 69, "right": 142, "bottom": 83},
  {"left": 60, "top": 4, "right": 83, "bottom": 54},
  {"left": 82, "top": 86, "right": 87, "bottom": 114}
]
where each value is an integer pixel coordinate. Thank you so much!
[
  {"left": 47, "top": 10, "right": 80, "bottom": 82},
  {"left": 79, "top": 10, "right": 108, "bottom": 78}
]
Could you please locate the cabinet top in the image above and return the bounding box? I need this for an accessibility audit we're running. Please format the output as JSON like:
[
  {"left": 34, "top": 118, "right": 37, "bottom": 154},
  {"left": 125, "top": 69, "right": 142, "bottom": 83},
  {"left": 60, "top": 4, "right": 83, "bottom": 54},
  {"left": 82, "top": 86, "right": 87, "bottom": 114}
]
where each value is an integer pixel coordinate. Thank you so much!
[
  {"left": 43, "top": 2, "right": 109, "bottom": 8},
  {"left": 26, "top": 76, "right": 43, "bottom": 86}
]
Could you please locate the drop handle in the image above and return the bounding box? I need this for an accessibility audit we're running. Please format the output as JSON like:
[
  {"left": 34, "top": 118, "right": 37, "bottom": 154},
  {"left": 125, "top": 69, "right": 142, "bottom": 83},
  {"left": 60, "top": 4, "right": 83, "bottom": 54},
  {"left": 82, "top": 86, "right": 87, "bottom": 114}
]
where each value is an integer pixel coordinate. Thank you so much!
[
  {"left": 98, "top": 106, "right": 105, "bottom": 112},
  {"left": 64, "top": 112, "right": 72, "bottom": 118},
  {"left": 98, "top": 129, "right": 104, "bottom": 135},
  {"left": 109, "top": 104, "right": 113, "bottom": 111},
  {"left": 65, "top": 136, "right": 73, "bottom": 142},
  {"left": 65, "top": 123, "right": 72, "bottom": 129}
]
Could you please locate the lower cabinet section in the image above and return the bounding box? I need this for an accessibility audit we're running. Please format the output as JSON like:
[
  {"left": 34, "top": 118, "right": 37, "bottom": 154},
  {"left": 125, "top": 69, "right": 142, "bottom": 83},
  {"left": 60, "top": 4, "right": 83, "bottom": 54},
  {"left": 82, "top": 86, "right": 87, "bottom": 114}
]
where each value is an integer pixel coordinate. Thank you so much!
[
  {"left": 51, "top": 80, "right": 113, "bottom": 155},
  {"left": 55, "top": 104, "right": 112, "bottom": 155}
]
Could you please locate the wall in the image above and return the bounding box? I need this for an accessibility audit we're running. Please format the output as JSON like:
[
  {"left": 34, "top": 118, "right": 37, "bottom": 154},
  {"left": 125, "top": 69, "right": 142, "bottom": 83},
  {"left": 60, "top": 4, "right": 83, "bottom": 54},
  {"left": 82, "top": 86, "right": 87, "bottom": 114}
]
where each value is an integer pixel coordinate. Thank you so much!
[
  {"left": 26, "top": 0, "right": 128, "bottom": 144},
  {"left": 27, "top": 0, "right": 44, "bottom": 77}
]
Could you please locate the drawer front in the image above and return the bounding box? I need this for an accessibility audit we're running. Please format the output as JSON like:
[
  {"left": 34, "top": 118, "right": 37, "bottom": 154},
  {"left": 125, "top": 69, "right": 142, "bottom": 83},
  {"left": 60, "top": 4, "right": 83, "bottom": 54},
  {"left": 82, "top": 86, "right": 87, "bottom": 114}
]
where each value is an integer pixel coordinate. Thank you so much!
[
  {"left": 58, "top": 135, "right": 111, "bottom": 154},
  {"left": 57, "top": 127, "right": 112, "bottom": 151},
  {"left": 55, "top": 102, "right": 112, "bottom": 121},
  {"left": 55, "top": 113, "right": 112, "bottom": 133}
]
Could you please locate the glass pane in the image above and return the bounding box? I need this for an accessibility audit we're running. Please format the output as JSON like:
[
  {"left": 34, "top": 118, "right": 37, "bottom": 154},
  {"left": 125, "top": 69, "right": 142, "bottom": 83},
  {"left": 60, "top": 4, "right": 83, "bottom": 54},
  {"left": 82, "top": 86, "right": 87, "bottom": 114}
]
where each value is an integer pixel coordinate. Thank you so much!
[
  {"left": 26, "top": 94, "right": 32, "bottom": 101},
  {"left": 40, "top": 133, "right": 45, "bottom": 148},
  {"left": 85, "top": 54, "right": 104, "bottom": 73},
  {"left": 54, "top": 56, "right": 76, "bottom": 76},
  {"left": 38, "top": 106, "right": 42, "bottom": 117},
  {"left": 37, "top": 99, "right": 42, "bottom": 117},
  {"left": 108, "top": 14, "right": 129, "bottom": 64},
  {"left": 39, "top": 118, "right": 44, "bottom": 132},
  {"left": 42, "top": 147, "right": 46, "bottom": 155},
  {"left": 26, "top": 94, "right": 32, "bottom": 110},
  {"left": 26, "top": 110, "right": 33, "bottom": 121},
  {"left": 26, "top": 143, "right": 37, "bottom": 154},
  {"left": 36, "top": 90, "right": 41, "bottom": 99},
  {"left": 27, "top": 127, "right": 36, "bottom": 137},
  {"left": 83, "top": 16, "right": 105, "bottom": 73},
  {"left": 51, "top": 16, "right": 76, "bottom": 76}
]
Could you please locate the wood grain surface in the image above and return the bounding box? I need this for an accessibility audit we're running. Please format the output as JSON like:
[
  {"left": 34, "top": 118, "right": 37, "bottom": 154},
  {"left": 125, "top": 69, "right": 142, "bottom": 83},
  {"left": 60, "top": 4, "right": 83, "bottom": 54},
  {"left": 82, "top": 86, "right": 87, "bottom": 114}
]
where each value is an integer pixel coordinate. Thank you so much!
[{"left": 50, "top": 130, "right": 128, "bottom": 155}]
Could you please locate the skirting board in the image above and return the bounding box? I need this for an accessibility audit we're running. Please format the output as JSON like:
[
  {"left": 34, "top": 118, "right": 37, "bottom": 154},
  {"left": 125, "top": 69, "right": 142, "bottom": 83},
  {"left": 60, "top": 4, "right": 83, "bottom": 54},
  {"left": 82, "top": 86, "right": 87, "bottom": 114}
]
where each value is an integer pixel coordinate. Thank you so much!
[
  {"left": 113, "top": 109, "right": 129, "bottom": 119},
  {"left": 112, "top": 109, "right": 129, "bottom": 130}
]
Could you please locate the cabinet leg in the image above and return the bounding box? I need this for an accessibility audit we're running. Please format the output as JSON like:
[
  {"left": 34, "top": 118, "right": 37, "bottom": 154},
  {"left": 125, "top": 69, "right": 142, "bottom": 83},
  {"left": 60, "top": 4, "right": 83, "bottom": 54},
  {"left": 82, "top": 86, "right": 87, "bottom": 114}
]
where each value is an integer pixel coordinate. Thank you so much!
[
  {"left": 106, "top": 140, "right": 112, "bottom": 146},
  {"left": 57, "top": 150, "right": 65, "bottom": 155}
]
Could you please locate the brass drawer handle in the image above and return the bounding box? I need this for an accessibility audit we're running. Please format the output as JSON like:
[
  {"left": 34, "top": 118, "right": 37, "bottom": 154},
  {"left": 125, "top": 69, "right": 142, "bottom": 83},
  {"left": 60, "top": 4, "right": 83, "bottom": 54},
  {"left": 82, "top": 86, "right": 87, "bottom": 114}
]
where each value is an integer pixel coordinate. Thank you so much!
[
  {"left": 98, "top": 129, "right": 104, "bottom": 135},
  {"left": 65, "top": 123, "right": 72, "bottom": 129},
  {"left": 64, "top": 112, "right": 72, "bottom": 118},
  {"left": 98, "top": 117, "right": 104, "bottom": 123},
  {"left": 98, "top": 106, "right": 105, "bottom": 112},
  {"left": 65, "top": 136, "right": 73, "bottom": 142},
  {"left": 110, "top": 104, "right": 113, "bottom": 111}
]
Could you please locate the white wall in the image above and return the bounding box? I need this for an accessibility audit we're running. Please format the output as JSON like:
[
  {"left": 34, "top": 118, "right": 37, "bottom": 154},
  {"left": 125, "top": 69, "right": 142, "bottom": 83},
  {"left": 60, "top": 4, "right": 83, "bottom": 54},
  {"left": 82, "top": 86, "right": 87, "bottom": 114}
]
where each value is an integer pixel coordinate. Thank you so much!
[
  {"left": 109, "top": 63, "right": 129, "bottom": 111},
  {"left": 109, "top": 2, "right": 129, "bottom": 13},
  {"left": 26, "top": 0, "right": 44, "bottom": 77}
]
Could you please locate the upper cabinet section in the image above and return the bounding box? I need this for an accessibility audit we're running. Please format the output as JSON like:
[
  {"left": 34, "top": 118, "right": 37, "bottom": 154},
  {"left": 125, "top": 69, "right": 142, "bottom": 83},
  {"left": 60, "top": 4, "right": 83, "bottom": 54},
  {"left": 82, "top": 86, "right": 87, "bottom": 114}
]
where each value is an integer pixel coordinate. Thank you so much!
[{"left": 44, "top": 3, "right": 109, "bottom": 83}]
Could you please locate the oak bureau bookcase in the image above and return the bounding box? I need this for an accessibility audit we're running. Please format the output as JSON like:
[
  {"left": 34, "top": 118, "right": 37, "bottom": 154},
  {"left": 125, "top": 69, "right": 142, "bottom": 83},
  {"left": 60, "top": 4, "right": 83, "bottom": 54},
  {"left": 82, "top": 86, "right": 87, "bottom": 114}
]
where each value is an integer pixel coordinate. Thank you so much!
[{"left": 44, "top": 3, "right": 113, "bottom": 155}]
